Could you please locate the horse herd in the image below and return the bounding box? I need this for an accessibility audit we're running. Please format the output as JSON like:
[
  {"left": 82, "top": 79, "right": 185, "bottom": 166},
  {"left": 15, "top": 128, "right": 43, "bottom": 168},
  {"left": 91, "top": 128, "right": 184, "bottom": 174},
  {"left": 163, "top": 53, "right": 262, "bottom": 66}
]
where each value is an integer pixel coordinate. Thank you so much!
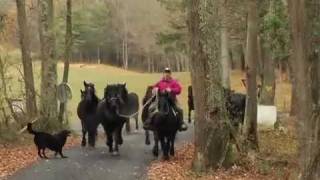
[
  {"left": 77, "top": 81, "right": 182, "bottom": 160},
  {"left": 77, "top": 81, "right": 247, "bottom": 160}
]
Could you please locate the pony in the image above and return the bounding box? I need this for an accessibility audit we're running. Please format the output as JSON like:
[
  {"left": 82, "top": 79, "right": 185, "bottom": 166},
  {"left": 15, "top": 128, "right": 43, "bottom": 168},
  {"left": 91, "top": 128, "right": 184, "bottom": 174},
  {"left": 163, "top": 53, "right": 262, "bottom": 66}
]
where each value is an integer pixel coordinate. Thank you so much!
[
  {"left": 77, "top": 81, "right": 100, "bottom": 147},
  {"left": 97, "top": 83, "right": 130, "bottom": 155},
  {"left": 141, "top": 86, "right": 155, "bottom": 145},
  {"left": 150, "top": 90, "right": 180, "bottom": 160}
]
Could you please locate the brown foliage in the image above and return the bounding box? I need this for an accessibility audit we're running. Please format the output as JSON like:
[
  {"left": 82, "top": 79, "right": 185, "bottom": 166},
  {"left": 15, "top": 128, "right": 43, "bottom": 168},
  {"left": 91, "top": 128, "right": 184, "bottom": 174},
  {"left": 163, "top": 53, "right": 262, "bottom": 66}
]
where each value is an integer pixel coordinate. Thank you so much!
[{"left": 0, "top": 135, "right": 80, "bottom": 179}]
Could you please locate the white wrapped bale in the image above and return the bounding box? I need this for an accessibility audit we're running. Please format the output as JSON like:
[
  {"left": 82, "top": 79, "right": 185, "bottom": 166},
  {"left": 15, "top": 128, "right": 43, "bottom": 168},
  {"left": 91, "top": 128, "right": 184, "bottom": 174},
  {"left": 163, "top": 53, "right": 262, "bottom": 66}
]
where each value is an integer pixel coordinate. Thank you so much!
[{"left": 257, "top": 105, "right": 277, "bottom": 127}]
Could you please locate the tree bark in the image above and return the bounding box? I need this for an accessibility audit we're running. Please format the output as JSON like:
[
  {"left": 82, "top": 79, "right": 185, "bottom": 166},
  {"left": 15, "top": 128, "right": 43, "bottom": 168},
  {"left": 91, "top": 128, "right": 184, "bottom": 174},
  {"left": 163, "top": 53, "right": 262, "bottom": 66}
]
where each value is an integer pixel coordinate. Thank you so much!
[
  {"left": 244, "top": 0, "right": 259, "bottom": 151},
  {"left": 58, "top": 0, "right": 72, "bottom": 124},
  {"left": 259, "top": 39, "right": 275, "bottom": 105},
  {"left": 188, "top": 0, "right": 230, "bottom": 172},
  {"left": 289, "top": 57, "right": 298, "bottom": 115},
  {"left": 288, "top": 0, "right": 320, "bottom": 179},
  {"left": 16, "top": 0, "right": 38, "bottom": 118},
  {"left": 220, "top": 0, "right": 231, "bottom": 89},
  {"left": 38, "top": 0, "right": 58, "bottom": 130}
]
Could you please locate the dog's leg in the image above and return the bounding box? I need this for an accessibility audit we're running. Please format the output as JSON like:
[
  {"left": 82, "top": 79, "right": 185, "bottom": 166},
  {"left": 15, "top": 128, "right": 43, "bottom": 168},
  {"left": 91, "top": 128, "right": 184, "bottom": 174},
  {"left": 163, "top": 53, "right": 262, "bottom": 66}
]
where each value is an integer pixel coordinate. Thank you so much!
[
  {"left": 42, "top": 149, "right": 49, "bottom": 159},
  {"left": 59, "top": 150, "right": 68, "bottom": 158},
  {"left": 37, "top": 148, "right": 43, "bottom": 158}
]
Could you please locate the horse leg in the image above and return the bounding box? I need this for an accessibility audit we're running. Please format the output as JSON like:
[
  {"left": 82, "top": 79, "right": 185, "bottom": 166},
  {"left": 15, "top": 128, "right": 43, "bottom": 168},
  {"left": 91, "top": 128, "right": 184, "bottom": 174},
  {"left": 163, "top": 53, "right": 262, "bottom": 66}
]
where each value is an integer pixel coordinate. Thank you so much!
[
  {"left": 145, "top": 130, "right": 151, "bottom": 145},
  {"left": 81, "top": 120, "right": 87, "bottom": 147},
  {"left": 112, "top": 130, "right": 120, "bottom": 156},
  {"left": 88, "top": 129, "right": 96, "bottom": 147},
  {"left": 135, "top": 114, "right": 139, "bottom": 130},
  {"left": 106, "top": 130, "right": 113, "bottom": 153},
  {"left": 152, "top": 131, "right": 159, "bottom": 157},
  {"left": 160, "top": 136, "right": 169, "bottom": 160},
  {"left": 188, "top": 108, "right": 191, "bottom": 124},
  {"left": 125, "top": 118, "right": 131, "bottom": 133},
  {"left": 118, "top": 124, "right": 124, "bottom": 145},
  {"left": 170, "top": 133, "right": 176, "bottom": 156}
]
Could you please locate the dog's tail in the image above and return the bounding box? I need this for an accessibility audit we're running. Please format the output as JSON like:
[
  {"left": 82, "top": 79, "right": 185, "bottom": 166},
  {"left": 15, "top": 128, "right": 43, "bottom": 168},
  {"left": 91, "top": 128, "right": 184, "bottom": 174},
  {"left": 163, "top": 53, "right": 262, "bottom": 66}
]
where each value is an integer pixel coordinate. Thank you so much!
[{"left": 27, "top": 123, "right": 36, "bottom": 135}]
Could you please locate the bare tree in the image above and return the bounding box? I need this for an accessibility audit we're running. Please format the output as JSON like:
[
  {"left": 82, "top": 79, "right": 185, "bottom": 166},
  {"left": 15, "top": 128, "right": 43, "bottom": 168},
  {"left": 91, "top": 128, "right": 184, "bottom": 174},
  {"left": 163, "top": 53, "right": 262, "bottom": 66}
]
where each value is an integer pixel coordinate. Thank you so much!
[
  {"left": 220, "top": 0, "right": 231, "bottom": 89},
  {"left": 288, "top": 0, "right": 320, "bottom": 179},
  {"left": 244, "top": 0, "right": 259, "bottom": 151},
  {"left": 58, "top": 0, "right": 72, "bottom": 123},
  {"left": 38, "top": 0, "right": 58, "bottom": 129},
  {"left": 15, "top": 0, "right": 38, "bottom": 118}
]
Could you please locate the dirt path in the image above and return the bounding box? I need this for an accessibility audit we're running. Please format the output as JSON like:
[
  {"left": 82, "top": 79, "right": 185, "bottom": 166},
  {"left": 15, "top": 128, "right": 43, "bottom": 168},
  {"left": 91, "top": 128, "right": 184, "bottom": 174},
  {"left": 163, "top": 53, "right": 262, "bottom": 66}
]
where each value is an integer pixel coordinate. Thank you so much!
[{"left": 9, "top": 123, "right": 193, "bottom": 180}]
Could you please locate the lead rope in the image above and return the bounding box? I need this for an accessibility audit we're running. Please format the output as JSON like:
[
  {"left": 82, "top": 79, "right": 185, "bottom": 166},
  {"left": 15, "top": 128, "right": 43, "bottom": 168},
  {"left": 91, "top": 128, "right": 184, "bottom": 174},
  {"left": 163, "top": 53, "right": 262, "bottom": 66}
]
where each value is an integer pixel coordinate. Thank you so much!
[{"left": 116, "top": 94, "right": 157, "bottom": 119}]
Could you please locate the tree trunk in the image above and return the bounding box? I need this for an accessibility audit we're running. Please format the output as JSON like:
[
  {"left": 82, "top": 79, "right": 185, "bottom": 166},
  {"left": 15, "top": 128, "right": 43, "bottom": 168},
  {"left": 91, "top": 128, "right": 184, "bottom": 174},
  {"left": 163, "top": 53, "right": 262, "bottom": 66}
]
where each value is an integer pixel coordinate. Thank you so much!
[
  {"left": 288, "top": 0, "right": 320, "bottom": 179},
  {"left": 220, "top": 0, "right": 231, "bottom": 89},
  {"left": 244, "top": 0, "right": 259, "bottom": 151},
  {"left": 259, "top": 39, "right": 275, "bottom": 105},
  {"left": 38, "top": 0, "right": 58, "bottom": 130},
  {"left": 58, "top": 0, "right": 72, "bottom": 124},
  {"left": 188, "top": 0, "right": 230, "bottom": 172},
  {"left": 16, "top": 0, "right": 38, "bottom": 118},
  {"left": 289, "top": 57, "right": 298, "bottom": 115}
]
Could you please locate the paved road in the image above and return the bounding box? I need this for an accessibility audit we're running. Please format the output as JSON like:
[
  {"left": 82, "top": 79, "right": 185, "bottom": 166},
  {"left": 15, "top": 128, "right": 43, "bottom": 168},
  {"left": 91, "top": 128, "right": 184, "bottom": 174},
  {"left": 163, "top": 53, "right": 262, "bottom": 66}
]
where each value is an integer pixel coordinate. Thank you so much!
[{"left": 9, "top": 122, "right": 193, "bottom": 180}]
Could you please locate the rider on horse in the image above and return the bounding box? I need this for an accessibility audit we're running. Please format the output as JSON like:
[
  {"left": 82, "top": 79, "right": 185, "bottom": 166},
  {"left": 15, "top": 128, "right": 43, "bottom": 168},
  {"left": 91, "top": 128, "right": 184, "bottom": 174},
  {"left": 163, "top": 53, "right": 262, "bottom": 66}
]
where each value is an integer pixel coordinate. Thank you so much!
[{"left": 144, "top": 67, "right": 188, "bottom": 131}]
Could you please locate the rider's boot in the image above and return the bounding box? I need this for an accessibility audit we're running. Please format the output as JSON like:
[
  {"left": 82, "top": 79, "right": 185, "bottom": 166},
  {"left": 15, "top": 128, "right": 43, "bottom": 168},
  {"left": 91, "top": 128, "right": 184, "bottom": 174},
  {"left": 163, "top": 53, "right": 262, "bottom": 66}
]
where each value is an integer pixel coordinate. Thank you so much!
[{"left": 174, "top": 106, "right": 188, "bottom": 131}]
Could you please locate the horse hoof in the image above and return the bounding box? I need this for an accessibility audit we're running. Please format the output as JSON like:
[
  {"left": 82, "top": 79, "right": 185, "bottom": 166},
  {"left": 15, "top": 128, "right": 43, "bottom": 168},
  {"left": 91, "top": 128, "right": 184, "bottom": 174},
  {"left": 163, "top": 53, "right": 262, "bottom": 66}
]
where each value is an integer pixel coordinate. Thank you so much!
[
  {"left": 170, "top": 151, "right": 175, "bottom": 156},
  {"left": 163, "top": 156, "right": 169, "bottom": 161},
  {"left": 81, "top": 141, "right": 86, "bottom": 147},
  {"left": 145, "top": 140, "right": 151, "bottom": 145},
  {"left": 152, "top": 149, "right": 158, "bottom": 157},
  {"left": 112, "top": 151, "right": 120, "bottom": 156}
]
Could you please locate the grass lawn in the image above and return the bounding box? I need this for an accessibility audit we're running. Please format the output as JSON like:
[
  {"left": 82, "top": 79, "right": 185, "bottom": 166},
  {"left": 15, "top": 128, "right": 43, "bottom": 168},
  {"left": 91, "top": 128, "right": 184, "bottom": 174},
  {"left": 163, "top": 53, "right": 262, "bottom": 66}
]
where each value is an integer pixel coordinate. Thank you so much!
[{"left": 5, "top": 62, "right": 291, "bottom": 128}]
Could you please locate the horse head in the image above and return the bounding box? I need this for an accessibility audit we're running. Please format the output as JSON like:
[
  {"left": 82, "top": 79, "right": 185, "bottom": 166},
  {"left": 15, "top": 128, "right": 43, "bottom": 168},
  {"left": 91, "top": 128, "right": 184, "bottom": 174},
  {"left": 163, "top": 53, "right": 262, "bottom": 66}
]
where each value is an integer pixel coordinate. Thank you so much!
[
  {"left": 157, "top": 90, "right": 174, "bottom": 115},
  {"left": 82, "top": 81, "right": 96, "bottom": 102},
  {"left": 104, "top": 84, "right": 122, "bottom": 112}
]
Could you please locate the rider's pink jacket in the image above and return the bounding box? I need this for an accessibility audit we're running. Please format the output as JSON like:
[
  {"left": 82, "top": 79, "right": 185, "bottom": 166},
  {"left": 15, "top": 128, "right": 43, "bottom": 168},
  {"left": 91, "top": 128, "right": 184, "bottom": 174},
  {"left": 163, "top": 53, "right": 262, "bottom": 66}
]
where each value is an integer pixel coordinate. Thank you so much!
[{"left": 153, "top": 78, "right": 182, "bottom": 98}]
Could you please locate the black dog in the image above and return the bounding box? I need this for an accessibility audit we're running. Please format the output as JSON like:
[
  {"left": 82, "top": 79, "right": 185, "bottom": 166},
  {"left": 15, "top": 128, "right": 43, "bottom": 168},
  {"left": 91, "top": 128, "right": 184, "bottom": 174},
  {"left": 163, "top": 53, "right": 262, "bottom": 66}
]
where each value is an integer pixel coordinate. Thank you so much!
[{"left": 27, "top": 123, "right": 71, "bottom": 159}]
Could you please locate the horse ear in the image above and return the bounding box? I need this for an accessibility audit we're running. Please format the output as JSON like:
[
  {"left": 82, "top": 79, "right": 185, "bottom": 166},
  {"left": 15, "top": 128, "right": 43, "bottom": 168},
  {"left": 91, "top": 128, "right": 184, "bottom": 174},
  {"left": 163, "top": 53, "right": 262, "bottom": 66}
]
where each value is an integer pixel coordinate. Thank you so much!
[
  {"left": 83, "top": 81, "right": 88, "bottom": 87},
  {"left": 80, "top": 89, "right": 84, "bottom": 93},
  {"left": 123, "top": 83, "right": 126, "bottom": 87}
]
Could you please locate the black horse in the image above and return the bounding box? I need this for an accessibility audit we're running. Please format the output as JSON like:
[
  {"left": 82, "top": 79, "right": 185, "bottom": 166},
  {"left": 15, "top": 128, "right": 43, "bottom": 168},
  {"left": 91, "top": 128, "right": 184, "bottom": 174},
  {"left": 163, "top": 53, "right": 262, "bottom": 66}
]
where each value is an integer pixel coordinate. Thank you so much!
[
  {"left": 123, "top": 90, "right": 140, "bottom": 133},
  {"left": 151, "top": 91, "right": 179, "bottom": 160},
  {"left": 187, "top": 86, "right": 194, "bottom": 123},
  {"left": 77, "top": 81, "right": 100, "bottom": 147},
  {"left": 141, "top": 86, "right": 154, "bottom": 145},
  {"left": 188, "top": 85, "right": 246, "bottom": 127},
  {"left": 97, "top": 83, "right": 138, "bottom": 155}
]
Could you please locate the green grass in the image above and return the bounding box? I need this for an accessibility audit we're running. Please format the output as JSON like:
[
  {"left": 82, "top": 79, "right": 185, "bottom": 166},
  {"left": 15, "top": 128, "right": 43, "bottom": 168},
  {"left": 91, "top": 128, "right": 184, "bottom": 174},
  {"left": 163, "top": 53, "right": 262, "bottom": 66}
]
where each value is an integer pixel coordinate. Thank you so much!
[
  {"left": 57, "top": 63, "right": 191, "bottom": 123},
  {"left": 5, "top": 62, "right": 291, "bottom": 127}
]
